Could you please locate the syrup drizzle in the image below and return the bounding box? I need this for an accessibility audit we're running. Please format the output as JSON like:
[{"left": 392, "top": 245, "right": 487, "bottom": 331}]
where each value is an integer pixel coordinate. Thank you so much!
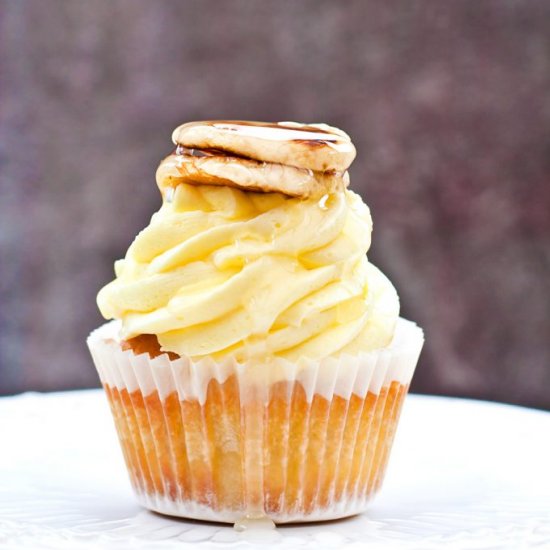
[
  {"left": 233, "top": 514, "right": 276, "bottom": 532},
  {"left": 175, "top": 144, "right": 252, "bottom": 161},
  {"left": 179, "top": 120, "right": 348, "bottom": 145}
]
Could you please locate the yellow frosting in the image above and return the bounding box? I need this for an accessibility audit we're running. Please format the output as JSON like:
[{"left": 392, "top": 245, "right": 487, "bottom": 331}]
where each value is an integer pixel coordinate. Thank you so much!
[{"left": 97, "top": 184, "right": 399, "bottom": 361}]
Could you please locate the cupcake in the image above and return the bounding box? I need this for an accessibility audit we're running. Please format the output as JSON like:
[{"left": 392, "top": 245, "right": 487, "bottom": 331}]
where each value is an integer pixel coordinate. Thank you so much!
[{"left": 88, "top": 120, "right": 424, "bottom": 524}]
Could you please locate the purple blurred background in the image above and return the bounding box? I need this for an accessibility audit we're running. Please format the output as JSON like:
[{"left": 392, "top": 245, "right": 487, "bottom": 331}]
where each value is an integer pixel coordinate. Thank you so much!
[{"left": 1, "top": 1, "right": 549, "bottom": 408}]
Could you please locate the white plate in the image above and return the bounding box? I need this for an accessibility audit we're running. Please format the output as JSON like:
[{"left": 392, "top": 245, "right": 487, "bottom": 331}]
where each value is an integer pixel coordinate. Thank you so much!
[{"left": 0, "top": 390, "right": 548, "bottom": 549}]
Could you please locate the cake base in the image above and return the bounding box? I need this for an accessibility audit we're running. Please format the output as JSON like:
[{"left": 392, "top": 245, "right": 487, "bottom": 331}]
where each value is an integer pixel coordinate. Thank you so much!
[{"left": 102, "top": 379, "right": 407, "bottom": 523}]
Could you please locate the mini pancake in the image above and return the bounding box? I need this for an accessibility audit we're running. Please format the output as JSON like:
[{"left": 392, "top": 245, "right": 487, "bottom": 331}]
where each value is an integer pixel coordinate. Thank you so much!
[
  {"left": 172, "top": 120, "right": 356, "bottom": 173},
  {"left": 156, "top": 149, "right": 349, "bottom": 198}
]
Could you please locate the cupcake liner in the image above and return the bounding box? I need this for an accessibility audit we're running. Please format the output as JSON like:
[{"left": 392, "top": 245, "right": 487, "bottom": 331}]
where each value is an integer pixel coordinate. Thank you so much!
[{"left": 87, "top": 318, "right": 423, "bottom": 524}]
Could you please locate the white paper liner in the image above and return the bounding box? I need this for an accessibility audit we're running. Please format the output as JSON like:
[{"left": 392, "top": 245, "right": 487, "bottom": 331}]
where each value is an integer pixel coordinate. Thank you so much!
[
  {"left": 87, "top": 317, "right": 423, "bottom": 524},
  {"left": 88, "top": 318, "right": 423, "bottom": 404},
  {"left": 135, "top": 493, "right": 380, "bottom": 523}
]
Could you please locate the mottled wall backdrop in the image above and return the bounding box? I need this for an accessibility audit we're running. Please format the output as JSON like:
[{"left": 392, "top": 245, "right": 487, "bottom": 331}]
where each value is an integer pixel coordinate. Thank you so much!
[{"left": 1, "top": 1, "right": 549, "bottom": 408}]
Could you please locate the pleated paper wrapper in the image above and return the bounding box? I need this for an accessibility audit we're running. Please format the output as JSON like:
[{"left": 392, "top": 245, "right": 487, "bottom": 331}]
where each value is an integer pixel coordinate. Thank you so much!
[{"left": 87, "top": 318, "right": 423, "bottom": 524}]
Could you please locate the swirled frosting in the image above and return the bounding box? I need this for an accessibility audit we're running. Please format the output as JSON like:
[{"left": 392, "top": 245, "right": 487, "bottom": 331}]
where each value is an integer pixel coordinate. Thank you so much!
[{"left": 98, "top": 183, "right": 399, "bottom": 361}]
